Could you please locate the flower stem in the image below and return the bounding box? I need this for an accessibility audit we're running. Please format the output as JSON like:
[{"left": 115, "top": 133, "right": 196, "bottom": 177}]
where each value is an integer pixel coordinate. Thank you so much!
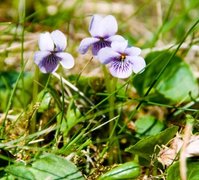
[{"left": 102, "top": 65, "right": 118, "bottom": 164}]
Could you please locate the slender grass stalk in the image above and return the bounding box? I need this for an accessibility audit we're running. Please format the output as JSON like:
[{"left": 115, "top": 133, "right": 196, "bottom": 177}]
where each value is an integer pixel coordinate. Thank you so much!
[
  {"left": 53, "top": 77, "right": 66, "bottom": 147},
  {"left": 1, "top": 2, "right": 30, "bottom": 136},
  {"left": 19, "top": 0, "right": 26, "bottom": 109},
  {"left": 30, "top": 66, "right": 40, "bottom": 134},
  {"left": 32, "top": 68, "right": 40, "bottom": 103},
  {"left": 84, "top": 77, "right": 131, "bottom": 120},
  {"left": 52, "top": 72, "right": 93, "bottom": 106},
  {"left": 29, "top": 72, "right": 51, "bottom": 135},
  {"left": 75, "top": 57, "right": 93, "bottom": 84},
  {"left": 91, "top": 115, "right": 119, "bottom": 132},
  {"left": 129, "top": 19, "right": 199, "bottom": 120},
  {"left": 0, "top": 71, "right": 23, "bottom": 137},
  {"left": 52, "top": 72, "right": 106, "bottom": 118},
  {"left": 0, "top": 125, "right": 56, "bottom": 149},
  {"left": 148, "top": 0, "right": 175, "bottom": 48}
]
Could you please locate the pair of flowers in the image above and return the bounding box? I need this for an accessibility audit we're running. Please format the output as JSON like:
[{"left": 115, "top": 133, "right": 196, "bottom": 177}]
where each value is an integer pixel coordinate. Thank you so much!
[{"left": 34, "top": 15, "right": 146, "bottom": 79}]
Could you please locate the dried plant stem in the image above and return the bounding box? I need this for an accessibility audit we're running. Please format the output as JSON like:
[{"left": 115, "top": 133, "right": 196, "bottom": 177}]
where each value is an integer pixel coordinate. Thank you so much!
[
  {"left": 75, "top": 56, "right": 93, "bottom": 84},
  {"left": 156, "top": 0, "right": 163, "bottom": 41},
  {"left": 52, "top": 72, "right": 94, "bottom": 107},
  {"left": 180, "top": 115, "right": 194, "bottom": 180}
]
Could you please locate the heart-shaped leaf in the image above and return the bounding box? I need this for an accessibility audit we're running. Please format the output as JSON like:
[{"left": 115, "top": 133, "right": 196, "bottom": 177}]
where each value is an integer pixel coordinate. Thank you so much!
[
  {"left": 5, "top": 154, "right": 85, "bottom": 180},
  {"left": 125, "top": 126, "right": 178, "bottom": 161},
  {"left": 133, "top": 51, "right": 198, "bottom": 104}
]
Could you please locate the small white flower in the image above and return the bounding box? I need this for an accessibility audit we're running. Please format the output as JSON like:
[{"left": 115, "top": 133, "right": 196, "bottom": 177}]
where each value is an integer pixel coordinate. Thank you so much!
[
  {"left": 34, "top": 30, "right": 74, "bottom": 73},
  {"left": 97, "top": 40, "right": 146, "bottom": 79},
  {"left": 78, "top": 14, "right": 124, "bottom": 56}
]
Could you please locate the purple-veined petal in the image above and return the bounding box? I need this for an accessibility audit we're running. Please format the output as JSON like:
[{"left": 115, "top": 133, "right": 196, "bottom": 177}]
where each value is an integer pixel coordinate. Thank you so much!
[
  {"left": 106, "top": 35, "right": 125, "bottom": 43},
  {"left": 97, "top": 47, "right": 120, "bottom": 64},
  {"left": 38, "top": 53, "right": 61, "bottom": 73},
  {"left": 98, "top": 15, "right": 118, "bottom": 37},
  {"left": 51, "top": 64, "right": 59, "bottom": 73},
  {"left": 39, "top": 66, "right": 48, "bottom": 73},
  {"left": 78, "top": 37, "right": 99, "bottom": 54},
  {"left": 111, "top": 40, "right": 128, "bottom": 53},
  {"left": 92, "top": 40, "right": 111, "bottom": 56},
  {"left": 34, "top": 51, "right": 51, "bottom": 65},
  {"left": 127, "top": 56, "right": 146, "bottom": 73},
  {"left": 109, "top": 59, "right": 133, "bottom": 79},
  {"left": 51, "top": 30, "right": 67, "bottom": 51},
  {"left": 38, "top": 32, "right": 54, "bottom": 51},
  {"left": 56, "top": 52, "right": 75, "bottom": 69},
  {"left": 125, "top": 46, "right": 141, "bottom": 56},
  {"left": 89, "top": 14, "right": 103, "bottom": 37},
  {"left": 39, "top": 64, "right": 59, "bottom": 73}
]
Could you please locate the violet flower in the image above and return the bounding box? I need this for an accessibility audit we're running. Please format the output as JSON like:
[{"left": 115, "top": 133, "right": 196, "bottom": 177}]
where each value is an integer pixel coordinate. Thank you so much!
[
  {"left": 78, "top": 14, "right": 124, "bottom": 56},
  {"left": 34, "top": 30, "right": 74, "bottom": 73},
  {"left": 97, "top": 40, "right": 146, "bottom": 79}
]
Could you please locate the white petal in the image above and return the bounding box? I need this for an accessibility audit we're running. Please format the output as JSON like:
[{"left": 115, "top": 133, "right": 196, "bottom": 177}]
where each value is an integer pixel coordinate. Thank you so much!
[
  {"left": 97, "top": 47, "right": 119, "bottom": 64},
  {"left": 125, "top": 46, "right": 141, "bottom": 56},
  {"left": 89, "top": 14, "right": 103, "bottom": 37},
  {"left": 34, "top": 51, "right": 50, "bottom": 65},
  {"left": 185, "top": 136, "right": 199, "bottom": 157},
  {"left": 78, "top": 37, "right": 99, "bottom": 54},
  {"left": 56, "top": 52, "right": 74, "bottom": 69},
  {"left": 186, "top": 139, "right": 199, "bottom": 157},
  {"left": 51, "top": 30, "right": 67, "bottom": 51},
  {"left": 38, "top": 32, "right": 54, "bottom": 51},
  {"left": 39, "top": 67, "right": 47, "bottom": 73},
  {"left": 128, "top": 56, "right": 146, "bottom": 73},
  {"left": 98, "top": 15, "right": 118, "bottom": 37},
  {"left": 111, "top": 40, "right": 128, "bottom": 53},
  {"left": 109, "top": 60, "right": 133, "bottom": 79},
  {"left": 34, "top": 51, "right": 60, "bottom": 73},
  {"left": 106, "top": 35, "right": 125, "bottom": 43}
]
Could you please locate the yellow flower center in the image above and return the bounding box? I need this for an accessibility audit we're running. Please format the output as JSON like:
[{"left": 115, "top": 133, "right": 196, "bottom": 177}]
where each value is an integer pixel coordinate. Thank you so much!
[{"left": 120, "top": 54, "right": 126, "bottom": 61}]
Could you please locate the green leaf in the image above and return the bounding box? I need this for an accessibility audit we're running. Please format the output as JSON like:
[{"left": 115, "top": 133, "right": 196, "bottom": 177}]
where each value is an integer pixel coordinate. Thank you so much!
[
  {"left": 125, "top": 126, "right": 178, "bottom": 161},
  {"left": 5, "top": 154, "right": 85, "bottom": 180},
  {"left": 98, "top": 162, "right": 140, "bottom": 180},
  {"left": 37, "top": 91, "right": 52, "bottom": 112},
  {"left": 60, "top": 100, "right": 81, "bottom": 135},
  {"left": 167, "top": 160, "right": 199, "bottom": 180},
  {"left": 133, "top": 51, "right": 198, "bottom": 104},
  {"left": 0, "top": 71, "right": 33, "bottom": 110},
  {"left": 135, "top": 115, "right": 165, "bottom": 138},
  {"left": 5, "top": 165, "right": 35, "bottom": 180}
]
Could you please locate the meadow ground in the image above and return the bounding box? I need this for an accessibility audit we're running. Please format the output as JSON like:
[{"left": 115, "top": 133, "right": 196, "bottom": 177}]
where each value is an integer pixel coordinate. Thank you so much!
[{"left": 0, "top": 0, "right": 199, "bottom": 179}]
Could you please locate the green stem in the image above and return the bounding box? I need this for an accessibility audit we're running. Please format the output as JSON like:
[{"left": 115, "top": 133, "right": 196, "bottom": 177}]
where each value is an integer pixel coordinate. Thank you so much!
[
  {"left": 19, "top": 0, "right": 26, "bottom": 109},
  {"left": 30, "top": 66, "right": 39, "bottom": 134},
  {"left": 102, "top": 65, "right": 118, "bottom": 164},
  {"left": 108, "top": 77, "right": 117, "bottom": 135},
  {"left": 29, "top": 72, "right": 51, "bottom": 135},
  {"left": 0, "top": 71, "right": 23, "bottom": 137}
]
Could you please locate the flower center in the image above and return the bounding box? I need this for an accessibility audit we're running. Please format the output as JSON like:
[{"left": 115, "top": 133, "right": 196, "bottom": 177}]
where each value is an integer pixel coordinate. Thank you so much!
[
  {"left": 99, "top": 37, "right": 104, "bottom": 41},
  {"left": 120, "top": 54, "right": 126, "bottom": 61}
]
